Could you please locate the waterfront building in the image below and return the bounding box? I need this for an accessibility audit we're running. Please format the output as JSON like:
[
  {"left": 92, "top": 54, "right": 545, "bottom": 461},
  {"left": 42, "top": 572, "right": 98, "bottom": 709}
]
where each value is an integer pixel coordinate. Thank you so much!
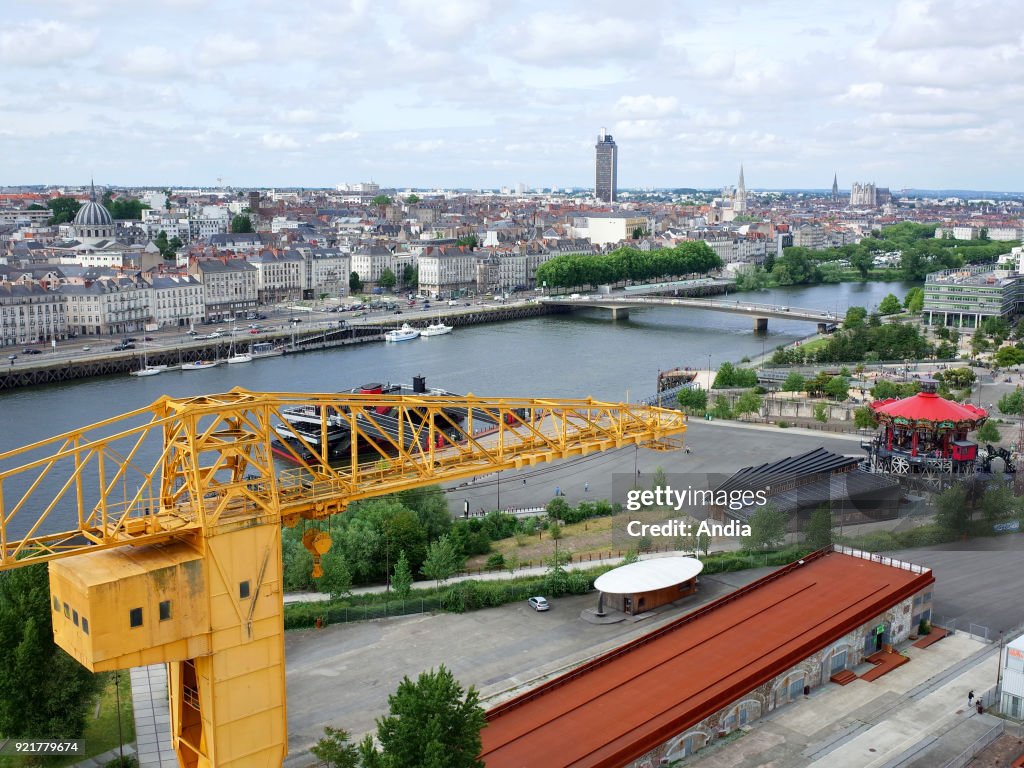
[
  {"left": 595, "top": 129, "right": 618, "bottom": 203},
  {"left": 294, "top": 247, "right": 350, "bottom": 300},
  {"left": 249, "top": 249, "right": 302, "bottom": 304},
  {"left": 350, "top": 244, "right": 397, "bottom": 288},
  {"left": 188, "top": 257, "right": 258, "bottom": 321},
  {"left": 144, "top": 273, "right": 204, "bottom": 329},
  {"left": 0, "top": 282, "right": 68, "bottom": 346},
  {"left": 417, "top": 245, "right": 477, "bottom": 297},
  {"left": 63, "top": 277, "right": 149, "bottom": 338},
  {"left": 923, "top": 250, "right": 1024, "bottom": 328}
]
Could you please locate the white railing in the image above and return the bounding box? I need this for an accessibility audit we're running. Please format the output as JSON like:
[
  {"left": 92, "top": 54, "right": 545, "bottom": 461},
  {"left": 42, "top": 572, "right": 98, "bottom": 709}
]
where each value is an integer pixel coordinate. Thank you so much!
[{"left": 831, "top": 544, "right": 932, "bottom": 575}]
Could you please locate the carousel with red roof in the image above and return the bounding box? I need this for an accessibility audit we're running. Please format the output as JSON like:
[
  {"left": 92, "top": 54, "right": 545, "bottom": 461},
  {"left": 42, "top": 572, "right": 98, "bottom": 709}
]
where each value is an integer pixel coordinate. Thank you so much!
[{"left": 861, "top": 379, "right": 1011, "bottom": 474}]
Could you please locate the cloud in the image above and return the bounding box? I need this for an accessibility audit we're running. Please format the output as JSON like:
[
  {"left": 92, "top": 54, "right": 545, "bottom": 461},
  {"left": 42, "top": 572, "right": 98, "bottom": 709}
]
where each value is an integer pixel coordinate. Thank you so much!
[
  {"left": 836, "top": 82, "right": 885, "bottom": 103},
  {"left": 283, "top": 109, "right": 319, "bottom": 125},
  {"left": 876, "top": 0, "right": 1022, "bottom": 50},
  {"left": 509, "top": 14, "right": 648, "bottom": 63},
  {"left": 615, "top": 95, "right": 679, "bottom": 118},
  {"left": 315, "top": 131, "right": 360, "bottom": 142},
  {"left": 196, "top": 33, "right": 261, "bottom": 68},
  {"left": 261, "top": 133, "right": 301, "bottom": 150},
  {"left": 398, "top": 0, "right": 495, "bottom": 42},
  {"left": 0, "top": 20, "right": 96, "bottom": 65},
  {"left": 116, "top": 45, "right": 180, "bottom": 78}
]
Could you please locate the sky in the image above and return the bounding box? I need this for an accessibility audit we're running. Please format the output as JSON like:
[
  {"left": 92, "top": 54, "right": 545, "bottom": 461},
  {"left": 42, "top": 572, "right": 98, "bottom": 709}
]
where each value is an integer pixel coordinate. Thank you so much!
[{"left": 2, "top": 0, "right": 1022, "bottom": 191}]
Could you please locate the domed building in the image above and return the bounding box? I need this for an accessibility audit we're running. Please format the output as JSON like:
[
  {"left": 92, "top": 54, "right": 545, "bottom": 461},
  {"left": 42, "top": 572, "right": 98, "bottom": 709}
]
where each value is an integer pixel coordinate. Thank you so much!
[{"left": 73, "top": 181, "right": 115, "bottom": 242}]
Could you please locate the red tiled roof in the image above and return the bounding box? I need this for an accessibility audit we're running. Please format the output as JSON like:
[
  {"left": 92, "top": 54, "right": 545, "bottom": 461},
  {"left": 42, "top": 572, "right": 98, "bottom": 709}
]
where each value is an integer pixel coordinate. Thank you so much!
[{"left": 481, "top": 549, "right": 933, "bottom": 768}]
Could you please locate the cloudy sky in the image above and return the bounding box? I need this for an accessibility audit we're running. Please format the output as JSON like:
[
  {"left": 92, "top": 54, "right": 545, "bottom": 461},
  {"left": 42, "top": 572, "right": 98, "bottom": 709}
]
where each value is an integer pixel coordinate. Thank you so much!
[{"left": 2, "top": 0, "right": 1021, "bottom": 191}]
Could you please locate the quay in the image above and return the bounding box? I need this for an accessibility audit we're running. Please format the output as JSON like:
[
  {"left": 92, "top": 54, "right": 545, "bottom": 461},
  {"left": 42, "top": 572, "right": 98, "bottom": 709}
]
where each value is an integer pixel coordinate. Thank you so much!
[{"left": 0, "top": 302, "right": 565, "bottom": 391}]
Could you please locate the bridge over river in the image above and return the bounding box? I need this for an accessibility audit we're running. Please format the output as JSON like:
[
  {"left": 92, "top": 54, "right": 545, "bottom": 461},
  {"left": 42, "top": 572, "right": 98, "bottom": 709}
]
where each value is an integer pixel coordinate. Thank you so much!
[{"left": 540, "top": 293, "right": 842, "bottom": 331}]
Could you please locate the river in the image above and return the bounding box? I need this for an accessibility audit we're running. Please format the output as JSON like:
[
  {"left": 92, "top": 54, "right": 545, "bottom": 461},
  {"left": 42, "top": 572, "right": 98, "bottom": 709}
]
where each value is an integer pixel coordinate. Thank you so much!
[{"left": 0, "top": 280, "right": 917, "bottom": 452}]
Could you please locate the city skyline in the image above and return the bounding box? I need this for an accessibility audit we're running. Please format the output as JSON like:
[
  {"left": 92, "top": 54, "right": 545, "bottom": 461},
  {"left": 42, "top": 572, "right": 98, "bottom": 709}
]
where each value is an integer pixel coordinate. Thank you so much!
[{"left": 3, "top": 0, "right": 1022, "bottom": 190}]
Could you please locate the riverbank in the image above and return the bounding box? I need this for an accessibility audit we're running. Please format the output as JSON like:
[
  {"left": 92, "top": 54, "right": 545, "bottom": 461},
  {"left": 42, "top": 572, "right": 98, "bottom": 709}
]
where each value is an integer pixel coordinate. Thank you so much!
[{"left": 0, "top": 302, "right": 566, "bottom": 391}]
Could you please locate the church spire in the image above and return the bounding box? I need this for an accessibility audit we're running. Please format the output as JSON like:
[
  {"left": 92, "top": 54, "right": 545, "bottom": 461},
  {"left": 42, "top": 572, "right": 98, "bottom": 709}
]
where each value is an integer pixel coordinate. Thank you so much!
[
  {"left": 831, "top": 172, "right": 839, "bottom": 201},
  {"left": 90, "top": 178, "right": 96, "bottom": 202},
  {"left": 737, "top": 164, "right": 745, "bottom": 195}
]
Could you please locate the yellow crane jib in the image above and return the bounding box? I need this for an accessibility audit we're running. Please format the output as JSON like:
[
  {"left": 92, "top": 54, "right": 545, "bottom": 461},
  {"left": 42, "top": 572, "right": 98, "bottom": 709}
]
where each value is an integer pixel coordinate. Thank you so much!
[{"left": 0, "top": 388, "right": 685, "bottom": 768}]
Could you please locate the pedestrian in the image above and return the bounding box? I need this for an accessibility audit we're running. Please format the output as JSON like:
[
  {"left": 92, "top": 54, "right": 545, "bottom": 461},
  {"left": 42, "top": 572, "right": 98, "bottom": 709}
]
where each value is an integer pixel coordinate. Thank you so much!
[
  {"left": 555, "top": 485, "right": 560, "bottom": 498},
  {"left": 522, "top": 478, "right": 526, "bottom": 485},
  {"left": 584, "top": 482, "right": 589, "bottom": 493},
  {"left": 968, "top": 690, "right": 975, "bottom": 706}
]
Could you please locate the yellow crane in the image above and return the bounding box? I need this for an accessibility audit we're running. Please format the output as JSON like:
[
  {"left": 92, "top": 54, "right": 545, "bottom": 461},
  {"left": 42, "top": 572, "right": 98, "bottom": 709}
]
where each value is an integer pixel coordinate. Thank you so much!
[{"left": 0, "top": 388, "right": 685, "bottom": 767}]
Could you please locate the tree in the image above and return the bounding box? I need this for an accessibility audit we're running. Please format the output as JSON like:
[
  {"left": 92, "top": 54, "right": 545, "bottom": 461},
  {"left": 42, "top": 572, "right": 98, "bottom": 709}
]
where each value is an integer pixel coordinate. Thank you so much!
[
  {"left": 361, "top": 666, "right": 486, "bottom": 768},
  {"left": 998, "top": 388, "right": 1024, "bottom": 415},
  {"left": 316, "top": 550, "right": 352, "bottom": 600},
  {"left": 46, "top": 196, "right": 82, "bottom": 225},
  {"left": 421, "top": 534, "right": 462, "bottom": 585},
  {"left": 844, "top": 306, "right": 867, "bottom": 328},
  {"left": 934, "top": 484, "right": 971, "bottom": 537},
  {"left": 696, "top": 531, "right": 711, "bottom": 557},
  {"left": 733, "top": 389, "right": 762, "bottom": 418},
  {"left": 710, "top": 395, "right": 733, "bottom": 419},
  {"left": 455, "top": 235, "right": 479, "bottom": 249},
  {"left": 878, "top": 293, "right": 903, "bottom": 315},
  {"left": 825, "top": 376, "right": 850, "bottom": 400},
  {"left": 854, "top": 406, "right": 875, "bottom": 430},
  {"left": 850, "top": 250, "right": 874, "bottom": 280},
  {"left": 405, "top": 194, "right": 420, "bottom": 205},
  {"left": 805, "top": 506, "right": 833, "bottom": 549},
  {"left": 230, "top": 214, "right": 254, "bottom": 233},
  {"left": 311, "top": 726, "right": 360, "bottom": 768},
  {"left": 548, "top": 520, "right": 563, "bottom": 540},
  {"left": 676, "top": 387, "right": 707, "bottom": 414},
  {"left": 743, "top": 504, "right": 788, "bottom": 551},
  {"left": 401, "top": 264, "right": 417, "bottom": 288},
  {"left": 379, "top": 267, "right": 397, "bottom": 290},
  {"left": 781, "top": 371, "right": 806, "bottom": 392},
  {"left": 975, "top": 419, "right": 1000, "bottom": 444},
  {"left": 392, "top": 550, "right": 413, "bottom": 601},
  {"left": 154, "top": 230, "right": 169, "bottom": 256},
  {"left": 349, "top": 271, "right": 363, "bottom": 293},
  {"left": 813, "top": 402, "right": 828, "bottom": 423},
  {"left": 371, "top": 194, "right": 393, "bottom": 210},
  {"left": 904, "top": 287, "right": 925, "bottom": 314},
  {"left": 994, "top": 346, "right": 1024, "bottom": 368},
  {"left": 0, "top": 564, "right": 99, "bottom": 741},
  {"left": 981, "top": 482, "right": 1015, "bottom": 523}
]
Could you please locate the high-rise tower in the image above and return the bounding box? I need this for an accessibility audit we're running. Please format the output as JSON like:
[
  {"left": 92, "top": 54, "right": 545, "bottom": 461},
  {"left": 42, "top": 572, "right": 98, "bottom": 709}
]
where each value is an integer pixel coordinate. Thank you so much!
[{"left": 595, "top": 129, "right": 618, "bottom": 203}]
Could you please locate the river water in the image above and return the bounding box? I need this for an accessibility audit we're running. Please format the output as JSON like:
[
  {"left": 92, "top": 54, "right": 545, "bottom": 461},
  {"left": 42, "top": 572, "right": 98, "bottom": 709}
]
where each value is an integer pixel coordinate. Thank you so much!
[{"left": 0, "top": 281, "right": 917, "bottom": 453}]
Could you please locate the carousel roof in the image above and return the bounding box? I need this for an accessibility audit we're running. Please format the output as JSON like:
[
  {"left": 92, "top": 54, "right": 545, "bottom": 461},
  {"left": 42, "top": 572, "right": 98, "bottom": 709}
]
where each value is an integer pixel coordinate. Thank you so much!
[{"left": 869, "top": 389, "right": 987, "bottom": 428}]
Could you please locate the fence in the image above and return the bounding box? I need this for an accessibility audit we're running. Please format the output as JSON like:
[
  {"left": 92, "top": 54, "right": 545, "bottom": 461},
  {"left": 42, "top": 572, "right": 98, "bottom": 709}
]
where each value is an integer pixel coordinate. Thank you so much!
[{"left": 942, "top": 718, "right": 1003, "bottom": 768}]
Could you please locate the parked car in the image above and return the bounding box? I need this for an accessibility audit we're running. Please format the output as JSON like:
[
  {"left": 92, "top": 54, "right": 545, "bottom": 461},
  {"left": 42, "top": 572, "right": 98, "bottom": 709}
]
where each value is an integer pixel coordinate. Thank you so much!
[
  {"left": 527, "top": 596, "right": 550, "bottom": 612},
  {"left": 22, "top": 347, "right": 42, "bottom": 354},
  {"left": 81, "top": 345, "right": 91, "bottom": 351}
]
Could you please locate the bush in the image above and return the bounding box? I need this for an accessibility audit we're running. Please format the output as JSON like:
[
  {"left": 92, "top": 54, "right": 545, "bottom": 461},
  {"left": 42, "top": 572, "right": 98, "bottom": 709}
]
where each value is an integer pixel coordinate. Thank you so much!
[
  {"left": 485, "top": 553, "right": 506, "bottom": 570},
  {"left": 918, "top": 618, "right": 932, "bottom": 635},
  {"left": 104, "top": 757, "right": 139, "bottom": 768},
  {"left": 776, "top": 420, "right": 790, "bottom": 428}
]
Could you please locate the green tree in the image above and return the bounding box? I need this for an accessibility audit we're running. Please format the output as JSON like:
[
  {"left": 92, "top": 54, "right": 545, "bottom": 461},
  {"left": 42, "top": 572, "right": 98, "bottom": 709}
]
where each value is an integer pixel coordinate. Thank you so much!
[
  {"left": 311, "top": 726, "right": 360, "bottom": 768},
  {"left": 392, "top": 550, "right": 413, "bottom": 600},
  {"left": 548, "top": 520, "right": 563, "bottom": 540},
  {"left": 844, "top": 306, "right": 867, "bottom": 328},
  {"left": 781, "top": 371, "right": 806, "bottom": 392},
  {"left": 401, "top": 264, "right": 417, "bottom": 288},
  {"left": 545, "top": 497, "right": 570, "bottom": 521},
  {"left": 455, "top": 234, "right": 479, "bottom": 249},
  {"left": 379, "top": 267, "right": 397, "bottom": 290},
  {"left": 405, "top": 194, "right": 420, "bottom": 205},
  {"left": 46, "top": 196, "right": 82, "bottom": 225},
  {"left": 981, "top": 482, "right": 1014, "bottom": 523},
  {"left": 696, "top": 531, "right": 711, "bottom": 557},
  {"left": 743, "top": 504, "right": 788, "bottom": 551},
  {"left": 805, "top": 506, "right": 834, "bottom": 549},
  {"left": 971, "top": 328, "right": 990, "bottom": 356},
  {"left": 998, "top": 388, "right": 1024, "bottom": 415},
  {"left": 733, "top": 389, "right": 763, "bottom": 418},
  {"left": 878, "top": 293, "right": 903, "bottom": 315},
  {"left": 154, "top": 230, "right": 169, "bottom": 256},
  {"left": 813, "top": 402, "right": 828, "bottom": 423},
  {"left": 371, "top": 194, "right": 393, "bottom": 210},
  {"left": 316, "top": 550, "right": 352, "bottom": 600},
  {"left": 230, "top": 214, "right": 254, "bottom": 233},
  {"left": 825, "top": 376, "right": 850, "bottom": 400},
  {"left": 710, "top": 395, "right": 733, "bottom": 419},
  {"left": 934, "top": 484, "right": 971, "bottom": 537},
  {"left": 361, "top": 666, "right": 485, "bottom": 768},
  {"left": 994, "top": 346, "right": 1024, "bottom": 368},
  {"left": 676, "top": 387, "right": 707, "bottom": 414},
  {"left": 349, "top": 271, "right": 363, "bottom": 293},
  {"left": 0, "top": 564, "right": 99, "bottom": 741},
  {"left": 421, "top": 534, "right": 462, "bottom": 585},
  {"left": 397, "top": 486, "right": 451, "bottom": 543},
  {"left": 850, "top": 250, "right": 874, "bottom": 280},
  {"left": 904, "top": 287, "right": 925, "bottom": 314},
  {"left": 974, "top": 419, "right": 1000, "bottom": 444},
  {"left": 854, "top": 406, "right": 876, "bottom": 430}
]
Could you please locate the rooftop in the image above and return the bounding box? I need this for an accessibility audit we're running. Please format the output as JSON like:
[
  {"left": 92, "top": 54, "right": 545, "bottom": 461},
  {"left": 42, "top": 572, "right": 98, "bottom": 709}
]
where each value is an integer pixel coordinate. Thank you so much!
[{"left": 480, "top": 547, "right": 933, "bottom": 768}]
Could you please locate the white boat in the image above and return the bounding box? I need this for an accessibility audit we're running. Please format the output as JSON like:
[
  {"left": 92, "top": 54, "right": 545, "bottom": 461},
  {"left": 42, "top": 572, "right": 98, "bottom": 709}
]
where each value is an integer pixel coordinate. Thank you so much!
[
  {"left": 419, "top": 320, "right": 453, "bottom": 337},
  {"left": 250, "top": 342, "right": 284, "bottom": 359},
  {"left": 182, "top": 360, "right": 220, "bottom": 371},
  {"left": 227, "top": 353, "right": 253, "bottom": 364},
  {"left": 130, "top": 366, "right": 163, "bottom": 377},
  {"left": 384, "top": 323, "right": 420, "bottom": 342}
]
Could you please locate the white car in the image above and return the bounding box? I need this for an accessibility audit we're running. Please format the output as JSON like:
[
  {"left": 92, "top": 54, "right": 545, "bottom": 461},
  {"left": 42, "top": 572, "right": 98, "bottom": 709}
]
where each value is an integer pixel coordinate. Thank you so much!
[{"left": 527, "top": 596, "right": 550, "bottom": 612}]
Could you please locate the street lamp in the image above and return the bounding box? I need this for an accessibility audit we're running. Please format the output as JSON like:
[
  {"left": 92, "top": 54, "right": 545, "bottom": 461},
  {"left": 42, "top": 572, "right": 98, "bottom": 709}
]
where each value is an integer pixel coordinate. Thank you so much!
[{"left": 706, "top": 353, "right": 713, "bottom": 391}]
